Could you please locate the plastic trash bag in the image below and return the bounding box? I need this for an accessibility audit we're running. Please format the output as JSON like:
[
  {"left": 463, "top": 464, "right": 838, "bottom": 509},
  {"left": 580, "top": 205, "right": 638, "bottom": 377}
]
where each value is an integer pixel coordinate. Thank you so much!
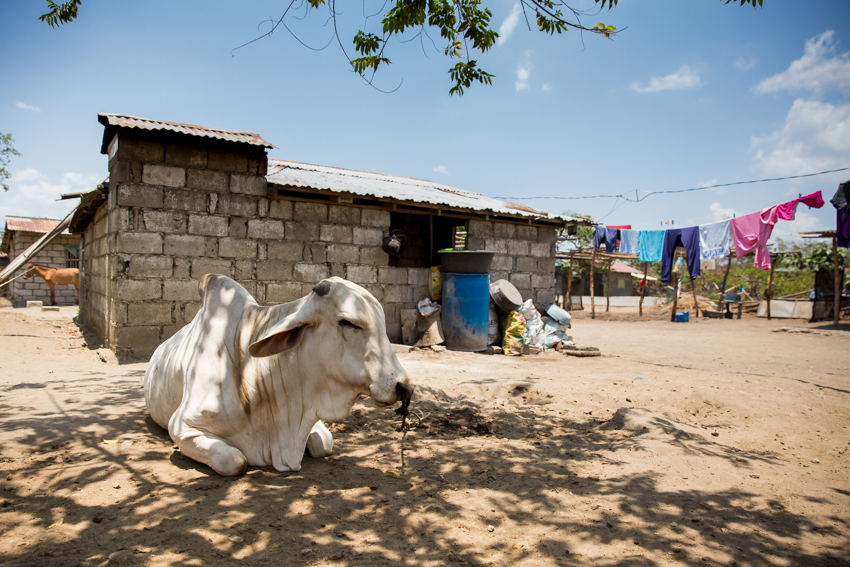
[
  {"left": 418, "top": 297, "right": 441, "bottom": 317},
  {"left": 488, "top": 303, "right": 500, "bottom": 346},
  {"left": 541, "top": 316, "right": 569, "bottom": 351},
  {"left": 502, "top": 311, "right": 526, "bottom": 356},
  {"left": 520, "top": 299, "right": 545, "bottom": 348}
]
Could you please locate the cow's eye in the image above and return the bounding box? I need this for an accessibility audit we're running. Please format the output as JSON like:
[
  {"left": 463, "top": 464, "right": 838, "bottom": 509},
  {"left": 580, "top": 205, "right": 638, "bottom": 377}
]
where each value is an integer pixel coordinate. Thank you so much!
[{"left": 339, "top": 319, "right": 360, "bottom": 330}]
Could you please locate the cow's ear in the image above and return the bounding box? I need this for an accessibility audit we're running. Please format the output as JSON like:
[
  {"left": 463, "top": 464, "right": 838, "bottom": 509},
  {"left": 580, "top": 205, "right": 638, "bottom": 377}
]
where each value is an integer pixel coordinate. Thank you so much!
[{"left": 248, "top": 316, "right": 310, "bottom": 358}]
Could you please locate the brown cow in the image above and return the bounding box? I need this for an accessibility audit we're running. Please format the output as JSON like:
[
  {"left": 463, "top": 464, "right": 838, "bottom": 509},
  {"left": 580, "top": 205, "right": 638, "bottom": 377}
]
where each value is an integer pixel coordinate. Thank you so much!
[{"left": 23, "top": 264, "right": 79, "bottom": 305}]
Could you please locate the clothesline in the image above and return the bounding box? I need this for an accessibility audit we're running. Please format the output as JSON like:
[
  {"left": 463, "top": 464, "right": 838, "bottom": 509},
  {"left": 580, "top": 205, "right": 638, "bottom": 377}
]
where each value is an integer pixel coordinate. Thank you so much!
[{"left": 590, "top": 191, "right": 829, "bottom": 283}]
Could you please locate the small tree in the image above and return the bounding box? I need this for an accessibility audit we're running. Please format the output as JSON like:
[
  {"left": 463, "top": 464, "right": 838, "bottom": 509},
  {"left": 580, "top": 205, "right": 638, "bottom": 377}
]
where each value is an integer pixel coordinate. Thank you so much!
[{"left": 1, "top": 133, "right": 21, "bottom": 192}]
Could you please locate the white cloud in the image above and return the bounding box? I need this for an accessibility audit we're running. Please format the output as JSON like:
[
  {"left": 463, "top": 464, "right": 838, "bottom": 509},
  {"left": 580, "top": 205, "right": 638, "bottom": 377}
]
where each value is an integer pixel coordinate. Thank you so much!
[
  {"left": 753, "top": 30, "right": 850, "bottom": 95},
  {"left": 0, "top": 169, "right": 101, "bottom": 222},
  {"left": 709, "top": 202, "right": 738, "bottom": 221},
  {"left": 734, "top": 57, "right": 756, "bottom": 71},
  {"left": 630, "top": 65, "right": 701, "bottom": 93},
  {"left": 515, "top": 64, "right": 530, "bottom": 92},
  {"left": 497, "top": 3, "right": 523, "bottom": 47},
  {"left": 542, "top": 83, "right": 552, "bottom": 92},
  {"left": 432, "top": 165, "right": 449, "bottom": 175},
  {"left": 15, "top": 101, "right": 40, "bottom": 112},
  {"left": 751, "top": 98, "right": 850, "bottom": 176}
]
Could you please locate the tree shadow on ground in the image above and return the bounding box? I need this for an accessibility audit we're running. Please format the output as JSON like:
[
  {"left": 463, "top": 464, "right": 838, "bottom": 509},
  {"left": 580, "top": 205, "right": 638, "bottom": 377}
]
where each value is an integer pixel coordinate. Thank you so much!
[{"left": 0, "top": 373, "right": 848, "bottom": 566}]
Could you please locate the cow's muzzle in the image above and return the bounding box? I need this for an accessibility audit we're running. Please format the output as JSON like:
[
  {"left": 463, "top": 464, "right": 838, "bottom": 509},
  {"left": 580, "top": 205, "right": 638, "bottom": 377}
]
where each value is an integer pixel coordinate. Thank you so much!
[{"left": 394, "top": 380, "right": 414, "bottom": 417}]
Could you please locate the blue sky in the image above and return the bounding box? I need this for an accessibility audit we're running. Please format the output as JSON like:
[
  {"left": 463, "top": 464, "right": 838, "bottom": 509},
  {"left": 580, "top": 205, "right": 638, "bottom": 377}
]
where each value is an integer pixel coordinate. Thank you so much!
[{"left": 2, "top": 0, "right": 849, "bottom": 239}]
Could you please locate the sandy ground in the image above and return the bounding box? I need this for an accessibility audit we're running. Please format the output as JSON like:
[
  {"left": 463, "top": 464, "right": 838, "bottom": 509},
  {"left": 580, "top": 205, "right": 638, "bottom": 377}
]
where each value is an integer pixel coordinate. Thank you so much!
[{"left": 0, "top": 303, "right": 848, "bottom": 567}]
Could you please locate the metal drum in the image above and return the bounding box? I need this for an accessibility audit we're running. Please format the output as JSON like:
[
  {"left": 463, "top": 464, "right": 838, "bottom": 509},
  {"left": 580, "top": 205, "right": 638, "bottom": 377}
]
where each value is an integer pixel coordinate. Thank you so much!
[{"left": 442, "top": 272, "right": 490, "bottom": 352}]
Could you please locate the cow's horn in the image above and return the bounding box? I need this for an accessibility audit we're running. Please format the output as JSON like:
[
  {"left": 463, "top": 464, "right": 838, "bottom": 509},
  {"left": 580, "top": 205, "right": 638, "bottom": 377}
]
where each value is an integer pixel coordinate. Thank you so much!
[{"left": 313, "top": 281, "right": 332, "bottom": 296}]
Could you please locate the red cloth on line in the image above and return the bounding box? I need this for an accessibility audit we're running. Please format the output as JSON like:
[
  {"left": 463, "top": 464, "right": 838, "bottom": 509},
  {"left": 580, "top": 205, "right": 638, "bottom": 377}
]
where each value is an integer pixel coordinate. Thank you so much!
[{"left": 606, "top": 225, "right": 632, "bottom": 230}]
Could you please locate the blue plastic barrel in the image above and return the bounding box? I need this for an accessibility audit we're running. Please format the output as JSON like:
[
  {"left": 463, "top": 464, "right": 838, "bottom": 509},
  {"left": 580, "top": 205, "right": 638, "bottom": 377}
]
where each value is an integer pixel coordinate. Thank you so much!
[{"left": 442, "top": 273, "right": 490, "bottom": 352}]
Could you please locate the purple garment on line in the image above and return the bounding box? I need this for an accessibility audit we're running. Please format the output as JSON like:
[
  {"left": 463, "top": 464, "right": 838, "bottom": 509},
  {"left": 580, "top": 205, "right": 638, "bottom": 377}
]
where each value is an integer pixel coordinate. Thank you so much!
[
  {"left": 660, "top": 227, "right": 701, "bottom": 283},
  {"left": 838, "top": 206, "right": 850, "bottom": 249}
]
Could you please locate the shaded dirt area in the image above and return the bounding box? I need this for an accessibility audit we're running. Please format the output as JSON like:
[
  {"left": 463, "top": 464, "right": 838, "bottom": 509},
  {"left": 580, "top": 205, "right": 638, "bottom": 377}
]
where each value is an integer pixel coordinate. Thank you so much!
[{"left": 0, "top": 305, "right": 848, "bottom": 566}]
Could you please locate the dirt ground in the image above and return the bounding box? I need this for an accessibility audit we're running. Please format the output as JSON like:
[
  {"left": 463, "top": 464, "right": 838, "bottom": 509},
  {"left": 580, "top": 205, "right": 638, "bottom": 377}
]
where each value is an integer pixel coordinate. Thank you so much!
[{"left": 0, "top": 302, "right": 848, "bottom": 567}]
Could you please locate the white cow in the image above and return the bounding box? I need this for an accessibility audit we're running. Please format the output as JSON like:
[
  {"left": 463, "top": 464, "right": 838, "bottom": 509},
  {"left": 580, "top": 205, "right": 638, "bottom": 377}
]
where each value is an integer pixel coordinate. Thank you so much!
[{"left": 144, "top": 274, "right": 414, "bottom": 476}]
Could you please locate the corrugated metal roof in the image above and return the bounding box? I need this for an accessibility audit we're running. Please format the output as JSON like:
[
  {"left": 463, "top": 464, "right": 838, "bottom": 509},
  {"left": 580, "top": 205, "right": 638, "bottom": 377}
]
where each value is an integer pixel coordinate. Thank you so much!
[
  {"left": 4, "top": 217, "right": 70, "bottom": 234},
  {"left": 267, "top": 159, "right": 585, "bottom": 223},
  {"left": 98, "top": 114, "right": 274, "bottom": 149}
]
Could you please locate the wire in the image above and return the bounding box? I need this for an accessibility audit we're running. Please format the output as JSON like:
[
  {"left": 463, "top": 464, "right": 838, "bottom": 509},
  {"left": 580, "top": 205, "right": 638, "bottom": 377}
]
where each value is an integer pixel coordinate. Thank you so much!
[{"left": 493, "top": 166, "right": 850, "bottom": 202}]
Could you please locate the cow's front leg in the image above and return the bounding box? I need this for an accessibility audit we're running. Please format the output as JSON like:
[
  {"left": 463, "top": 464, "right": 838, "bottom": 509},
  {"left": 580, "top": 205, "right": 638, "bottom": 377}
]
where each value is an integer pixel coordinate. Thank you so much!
[
  {"left": 170, "top": 422, "right": 247, "bottom": 476},
  {"left": 305, "top": 420, "right": 334, "bottom": 458}
]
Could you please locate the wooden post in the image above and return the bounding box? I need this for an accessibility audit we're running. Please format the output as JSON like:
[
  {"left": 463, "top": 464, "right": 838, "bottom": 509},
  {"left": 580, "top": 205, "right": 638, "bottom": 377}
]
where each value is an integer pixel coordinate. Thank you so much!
[
  {"left": 767, "top": 254, "right": 775, "bottom": 320},
  {"left": 590, "top": 249, "right": 596, "bottom": 319},
  {"left": 834, "top": 235, "right": 840, "bottom": 330},
  {"left": 606, "top": 261, "right": 611, "bottom": 313},
  {"left": 670, "top": 272, "right": 679, "bottom": 322},
  {"left": 719, "top": 250, "right": 733, "bottom": 314},
  {"left": 566, "top": 260, "right": 573, "bottom": 311},
  {"left": 689, "top": 274, "right": 700, "bottom": 318},
  {"left": 639, "top": 262, "right": 648, "bottom": 317}
]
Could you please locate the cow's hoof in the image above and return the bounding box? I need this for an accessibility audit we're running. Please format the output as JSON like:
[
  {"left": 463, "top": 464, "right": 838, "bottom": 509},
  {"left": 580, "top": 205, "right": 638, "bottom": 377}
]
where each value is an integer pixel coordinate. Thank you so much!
[{"left": 306, "top": 422, "right": 334, "bottom": 458}]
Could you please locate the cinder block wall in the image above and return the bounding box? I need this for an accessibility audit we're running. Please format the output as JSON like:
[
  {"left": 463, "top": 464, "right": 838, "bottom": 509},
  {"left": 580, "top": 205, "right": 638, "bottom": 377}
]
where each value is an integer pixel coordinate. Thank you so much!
[
  {"left": 81, "top": 135, "right": 434, "bottom": 359},
  {"left": 8, "top": 232, "right": 80, "bottom": 306},
  {"left": 466, "top": 219, "right": 557, "bottom": 306}
]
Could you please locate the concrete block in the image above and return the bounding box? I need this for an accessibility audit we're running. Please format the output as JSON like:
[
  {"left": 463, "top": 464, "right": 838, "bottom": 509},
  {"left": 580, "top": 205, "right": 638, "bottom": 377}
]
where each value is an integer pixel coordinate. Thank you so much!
[
  {"left": 491, "top": 254, "right": 513, "bottom": 271},
  {"left": 162, "top": 324, "right": 186, "bottom": 342},
  {"left": 26, "top": 301, "right": 43, "bottom": 308},
  {"left": 115, "top": 279, "right": 162, "bottom": 301},
  {"left": 293, "top": 263, "right": 329, "bottom": 283},
  {"left": 538, "top": 258, "right": 554, "bottom": 272},
  {"left": 186, "top": 168, "right": 229, "bottom": 193},
  {"left": 265, "top": 282, "right": 303, "bottom": 304},
  {"left": 359, "top": 246, "right": 389, "bottom": 265},
  {"left": 329, "top": 205, "right": 360, "bottom": 225},
  {"left": 218, "top": 194, "right": 258, "bottom": 217},
  {"left": 115, "top": 325, "right": 161, "bottom": 349},
  {"left": 258, "top": 198, "right": 269, "bottom": 218},
  {"left": 143, "top": 164, "right": 186, "bottom": 188},
  {"left": 116, "top": 184, "right": 163, "bottom": 208},
  {"left": 408, "top": 268, "right": 430, "bottom": 287},
  {"left": 515, "top": 256, "right": 538, "bottom": 272},
  {"left": 361, "top": 283, "right": 383, "bottom": 302},
  {"left": 346, "top": 265, "right": 377, "bottom": 284},
  {"left": 188, "top": 214, "right": 228, "bottom": 237},
  {"left": 204, "top": 237, "right": 219, "bottom": 257},
  {"left": 144, "top": 210, "right": 186, "bottom": 234},
  {"left": 234, "top": 259, "right": 255, "bottom": 280},
  {"left": 228, "top": 218, "right": 247, "bottom": 238},
  {"left": 117, "top": 232, "right": 163, "bottom": 255},
  {"left": 319, "top": 224, "right": 352, "bottom": 243},
  {"left": 327, "top": 244, "right": 360, "bottom": 264},
  {"left": 535, "top": 288, "right": 555, "bottom": 305},
  {"left": 236, "top": 280, "right": 257, "bottom": 297},
  {"left": 484, "top": 238, "right": 508, "bottom": 255},
  {"left": 392, "top": 344, "right": 413, "bottom": 354},
  {"left": 509, "top": 273, "right": 531, "bottom": 289},
  {"left": 285, "top": 222, "right": 319, "bottom": 241},
  {"left": 293, "top": 202, "right": 328, "bottom": 223},
  {"left": 530, "top": 242, "right": 552, "bottom": 258},
  {"left": 164, "top": 188, "right": 207, "bottom": 212},
  {"left": 163, "top": 280, "right": 200, "bottom": 301},
  {"left": 467, "top": 219, "right": 494, "bottom": 238},
  {"left": 173, "top": 258, "right": 191, "bottom": 278},
  {"left": 361, "top": 209, "right": 391, "bottom": 228},
  {"left": 191, "top": 259, "right": 232, "bottom": 279},
  {"left": 378, "top": 267, "right": 408, "bottom": 284},
  {"left": 165, "top": 145, "right": 208, "bottom": 168},
  {"left": 269, "top": 199, "right": 292, "bottom": 220},
  {"left": 353, "top": 226, "right": 383, "bottom": 246},
  {"left": 219, "top": 238, "right": 258, "bottom": 259},
  {"left": 493, "top": 223, "right": 516, "bottom": 239},
  {"left": 516, "top": 225, "right": 538, "bottom": 240},
  {"left": 329, "top": 263, "right": 345, "bottom": 278},
  {"left": 267, "top": 241, "right": 304, "bottom": 261},
  {"left": 248, "top": 219, "right": 284, "bottom": 239},
  {"left": 532, "top": 273, "right": 553, "bottom": 289},
  {"left": 384, "top": 284, "right": 413, "bottom": 303},
  {"left": 128, "top": 302, "right": 173, "bottom": 325},
  {"left": 118, "top": 139, "right": 164, "bottom": 163},
  {"left": 128, "top": 255, "right": 173, "bottom": 278},
  {"left": 466, "top": 236, "right": 487, "bottom": 251},
  {"left": 230, "top": 174, "right": 267, "bottom": 196},
  {"left": 539, "top": 227, "right": 558, "bottom": 244},
  {"left": 256, "top": 261, "right": 293, "bottom": 281},
  {"left": 507, "top": 240, "right": 530, "bottom": 256},
  {"left": 303, "top": 243, "right": 327, "bottom": 263},
  {"left": 208, "top": 149, "right": 248, "bottom": 173},
  {"left": 184, "top": 302, "right": 202, "bottom": 322}
]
